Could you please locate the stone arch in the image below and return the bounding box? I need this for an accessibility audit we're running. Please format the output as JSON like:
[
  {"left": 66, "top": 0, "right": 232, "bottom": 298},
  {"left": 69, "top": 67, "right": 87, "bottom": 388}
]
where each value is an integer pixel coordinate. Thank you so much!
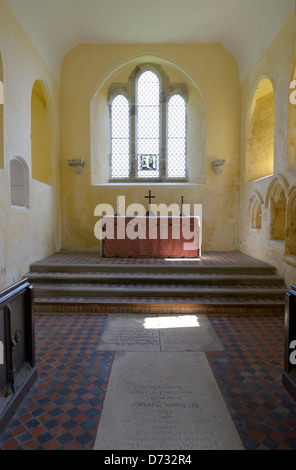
[
  {"left": 90, "top": 54, "right": 206, "bottom": 103},
  {"left": 245, "top": 77, "right": 275, "bottom": 182},
  {"left": 265, "top": 174, "right": 289, "bottom": 209},
  {"left": 90, "top": 55, "right": 206, "bottom": 185},
  {"left": 31, "top": 79, "right": 53, "bottom": 185},
  {"left": 10, "top": 156, "right": 30, "bottom": 208},
  {"left": 288, "top": 48, "right": 296, "bottom": 170},
  {"left": 248, "top": 192, "right": 263, "bottom": 229},
  {"left": 266, "top": 178, "right": 287, "bottom": 241},
  {"left": 285, "top": 187, "right": 296, "bottom": 255},
  {"left": 0, "top": 50, "right": 3, "bottom": 169}
]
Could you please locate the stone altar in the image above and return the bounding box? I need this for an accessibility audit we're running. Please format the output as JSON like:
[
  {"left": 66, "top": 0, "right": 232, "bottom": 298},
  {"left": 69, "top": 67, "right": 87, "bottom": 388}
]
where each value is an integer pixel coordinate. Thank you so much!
[{"left": 102, "top": 215, "right": 200, "bottom": 258}]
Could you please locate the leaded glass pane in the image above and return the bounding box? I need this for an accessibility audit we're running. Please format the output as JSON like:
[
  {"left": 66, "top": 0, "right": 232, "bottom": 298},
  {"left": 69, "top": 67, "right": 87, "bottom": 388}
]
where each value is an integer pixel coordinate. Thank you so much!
[
  {"left": 138, "top": 107, "right": 159, "bottom": 138},
  {"left": 111, "top": 95, "right": 130, "bottom": 178},
  {"left": 167, "top": 94, "right": 186, "bottom": 178},
  {"left": 138, "top": 71, "right": 159, "bottom": 106},
  {"left": 136, "top": 71, "right": 160, "bottom": 178}
]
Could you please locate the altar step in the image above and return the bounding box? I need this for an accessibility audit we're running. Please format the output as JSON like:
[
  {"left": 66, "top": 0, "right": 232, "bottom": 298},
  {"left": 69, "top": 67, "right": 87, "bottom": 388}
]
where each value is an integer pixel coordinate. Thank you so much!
[
  {"left": 32, "top": 282, "right": 286, "bottom": 300},
  {"left": 27, "top": 271, "right": 285, "bottom": 286},
  {"left": 26, "top": 251, "right": 287, "bottom": 314}
]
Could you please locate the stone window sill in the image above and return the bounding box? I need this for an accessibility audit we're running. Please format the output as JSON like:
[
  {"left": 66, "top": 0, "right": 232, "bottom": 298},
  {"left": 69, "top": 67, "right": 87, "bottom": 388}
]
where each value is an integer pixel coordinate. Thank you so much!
[
  {"left": 284, "top": 254, "right": 296, "bottom": 267},
  {"left": 268, "top": 239, "right": 285, "bottom": 251}
]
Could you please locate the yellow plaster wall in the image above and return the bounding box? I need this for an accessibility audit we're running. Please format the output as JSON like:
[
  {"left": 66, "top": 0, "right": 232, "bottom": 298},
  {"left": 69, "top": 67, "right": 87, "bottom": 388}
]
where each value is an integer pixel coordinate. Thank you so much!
[
  {"left": 0, "top": 52, "right": 3, "bottom": 169},
  {"left": 60, "top": 44, "right": 241, "bottom": 252},
  {"left": 2, "top": 1, "right": 294, "bottom": 292},
  {"left": 1, "top": 0, "right": 295, "bottom": 294},
  {"left": 240, "top": 14, "right": 296, "bottom": 288},
  {"left": 0, "top": 0, "right": 61, "bottom": 291}
]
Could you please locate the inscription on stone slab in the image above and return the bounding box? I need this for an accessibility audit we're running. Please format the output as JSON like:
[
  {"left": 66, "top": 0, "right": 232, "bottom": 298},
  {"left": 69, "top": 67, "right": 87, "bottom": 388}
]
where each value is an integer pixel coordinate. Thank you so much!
[
  {"left": 93, "top": 351, "right": 243, "bottom": 450},
  {"left": 97, "top": 315, "right": 160, "bottom": 351},
  {"left": 97, "top": 314, "right": 224, "bottom": 352}
]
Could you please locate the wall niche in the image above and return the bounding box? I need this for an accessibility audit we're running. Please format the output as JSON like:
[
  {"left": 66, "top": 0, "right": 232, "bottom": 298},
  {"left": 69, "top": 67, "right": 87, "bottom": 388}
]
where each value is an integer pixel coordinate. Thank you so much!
[
  {"left": 10, "top": 157, "right": 29, "bottom": 208},
  {"left": 245, "top": 78, "right": 275, "bottom": 182}
]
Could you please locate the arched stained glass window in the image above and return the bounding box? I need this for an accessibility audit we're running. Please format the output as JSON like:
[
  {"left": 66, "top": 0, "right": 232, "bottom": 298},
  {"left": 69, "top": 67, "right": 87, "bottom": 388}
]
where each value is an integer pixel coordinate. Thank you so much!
[
  {"left": 110, "top": 94, "right": 130, "bottom": 178},
  {"left": 136, "top": 71, "right": 160, "bottom": 178},
  {"left": 167, "top": 94, "right": 186, "bottom": 178},
  {"left": 108, "top": 64, "right": 188, "bottom": 182}
]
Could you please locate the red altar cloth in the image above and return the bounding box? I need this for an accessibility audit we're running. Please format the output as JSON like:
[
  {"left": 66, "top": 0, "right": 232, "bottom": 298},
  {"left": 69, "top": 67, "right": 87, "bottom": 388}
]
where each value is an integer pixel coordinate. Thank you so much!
[{"left": 102, "top": 216, "right": 200, "bottom": 258}]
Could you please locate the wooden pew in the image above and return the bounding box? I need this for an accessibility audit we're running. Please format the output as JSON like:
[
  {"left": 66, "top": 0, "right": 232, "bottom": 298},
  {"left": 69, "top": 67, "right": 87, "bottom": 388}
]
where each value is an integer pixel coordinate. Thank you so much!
[
  {"left": 0, "top": 279, "right": 37, "bottom": 433},
  {"left": 283, "top": 285, "right": 296, "bottom": 401}
]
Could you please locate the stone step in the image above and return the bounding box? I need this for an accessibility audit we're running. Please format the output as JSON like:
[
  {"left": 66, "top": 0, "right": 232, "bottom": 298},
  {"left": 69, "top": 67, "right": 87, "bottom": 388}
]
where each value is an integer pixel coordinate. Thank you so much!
[
  {"left": 25, "top": 271, "right": 285, "bottom": 286},
  {"left": 33, "top": 282, "right": 287, "bottom": 299},
  {"left": 28, "top": 251, "right": 287, "bottom": 313},
  {"left": 34, "top": 295, "right": 285, "bottom": 305},
  {"left": 29, "top": 262, "right": 277, "bottom": 275}
]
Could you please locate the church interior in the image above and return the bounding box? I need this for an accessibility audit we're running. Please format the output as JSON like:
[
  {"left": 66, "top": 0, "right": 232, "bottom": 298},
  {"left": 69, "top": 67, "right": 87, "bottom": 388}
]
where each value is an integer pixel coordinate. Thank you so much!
[{"left": 1, "top": 0, "right": 296, "bottom": 451}]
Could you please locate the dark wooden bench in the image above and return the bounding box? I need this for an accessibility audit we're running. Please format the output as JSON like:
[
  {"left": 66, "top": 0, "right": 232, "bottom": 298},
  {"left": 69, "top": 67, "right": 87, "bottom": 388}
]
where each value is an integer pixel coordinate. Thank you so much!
[
  {"left": 0, "top": 279, "right": 37, "bottom": 433},
  {"left": 283, "top": 285, "right": 296, "bottom": 401}
]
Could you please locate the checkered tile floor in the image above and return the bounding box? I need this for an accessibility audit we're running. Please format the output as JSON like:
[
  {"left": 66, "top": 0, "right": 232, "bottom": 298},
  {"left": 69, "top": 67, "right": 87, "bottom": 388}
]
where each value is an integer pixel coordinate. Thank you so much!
[
  {"left": 207, "top": 313, "right": 296, "bottom": 450},
  {"left": 0, "top": 314, "right": 113, "bottom": 450},
  {"left": 0, "top": 311, "right": 295, "bottom": 450}
]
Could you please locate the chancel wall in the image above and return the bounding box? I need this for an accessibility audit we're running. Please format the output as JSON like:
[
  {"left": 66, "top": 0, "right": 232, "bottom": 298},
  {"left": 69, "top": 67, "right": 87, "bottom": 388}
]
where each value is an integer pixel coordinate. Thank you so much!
[
  {"left": 240, "top": 14, "right": 296, "bottom": 288},
  {"left": 60, "top": 44, "right": 241, "bottom": 252},
  {"left": 0, "top": 0, "right": 295, "bottom": 291},
  {"left": 0, "top": 0, "right": 61, "bottom": 291}
]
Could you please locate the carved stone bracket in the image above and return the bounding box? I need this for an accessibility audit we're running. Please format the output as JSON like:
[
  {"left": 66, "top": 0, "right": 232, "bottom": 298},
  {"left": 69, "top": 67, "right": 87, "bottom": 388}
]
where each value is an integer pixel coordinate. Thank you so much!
[
  {"left": 68, "top": 158, "right": 85, "bottom": 174},
  {"left": 212, "top": 159, "right": 226, "bottom": 175}
]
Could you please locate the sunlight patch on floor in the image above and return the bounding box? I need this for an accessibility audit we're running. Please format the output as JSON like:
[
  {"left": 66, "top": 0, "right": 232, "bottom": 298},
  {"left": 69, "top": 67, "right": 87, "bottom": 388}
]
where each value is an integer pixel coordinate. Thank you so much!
[
  {"left": 164, "top": 258, "right": 201, "bottom": 261},
  {"left": 144, "top": 315, "right": 200, "bottom": 329}
]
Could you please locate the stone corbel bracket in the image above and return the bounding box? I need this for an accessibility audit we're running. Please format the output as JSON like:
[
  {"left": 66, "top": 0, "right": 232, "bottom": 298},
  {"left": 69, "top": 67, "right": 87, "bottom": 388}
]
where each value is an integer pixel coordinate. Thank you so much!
[
  {"left": 68, "top": 158, "right": 85, "bottom": 174},
  {"left": 212, "top": 159, "right": 226, "bottom": 175}
]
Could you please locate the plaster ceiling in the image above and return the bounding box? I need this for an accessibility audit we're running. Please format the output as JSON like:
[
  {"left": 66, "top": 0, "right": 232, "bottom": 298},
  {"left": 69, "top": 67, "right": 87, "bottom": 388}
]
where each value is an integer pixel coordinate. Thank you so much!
[{"left": 5, "top": 0, "right": 296, "bottom": 81}]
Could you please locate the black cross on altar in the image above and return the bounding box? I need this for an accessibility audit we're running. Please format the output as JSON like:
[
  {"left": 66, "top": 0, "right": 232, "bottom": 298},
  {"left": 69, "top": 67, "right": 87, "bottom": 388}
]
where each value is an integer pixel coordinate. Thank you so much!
[
  {"left": 145, "top": 190, "right": 155, "bottom": 216},
  {"left": 180, "top": 196, "right": 184, "bottom": 216},
  {"left": 145, "top": 190, "right": 155, "bottom": 206}
]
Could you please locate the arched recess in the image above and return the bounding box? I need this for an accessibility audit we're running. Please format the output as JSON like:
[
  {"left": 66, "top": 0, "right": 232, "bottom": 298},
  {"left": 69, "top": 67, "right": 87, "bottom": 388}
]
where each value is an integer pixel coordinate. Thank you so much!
[
  {"left": 248, "top": 192, "right": 263, "bottom": 229},
  {"left": 0, "top": 51, "right": 3, "bottom": 169},
  {"left": 245, "top": 78, "right": 275, "bottom": 182},
  {"left": 288, "top": 50, "right": 296, "bottom": 170},
  {"left": 266, "top": 178, "right": 287, "bottom": 242},
  {"left": 31, "top": 80, "right": 53, "bottom": 185},
  {"left": 10, "top": 157, "right": 29, "bottom": 208},
  {"left": 90, "top": 55, "right": 206, "bottom": 185},
  {"left": 285, "top": 187, "right": 296, "bottom": 255}
]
